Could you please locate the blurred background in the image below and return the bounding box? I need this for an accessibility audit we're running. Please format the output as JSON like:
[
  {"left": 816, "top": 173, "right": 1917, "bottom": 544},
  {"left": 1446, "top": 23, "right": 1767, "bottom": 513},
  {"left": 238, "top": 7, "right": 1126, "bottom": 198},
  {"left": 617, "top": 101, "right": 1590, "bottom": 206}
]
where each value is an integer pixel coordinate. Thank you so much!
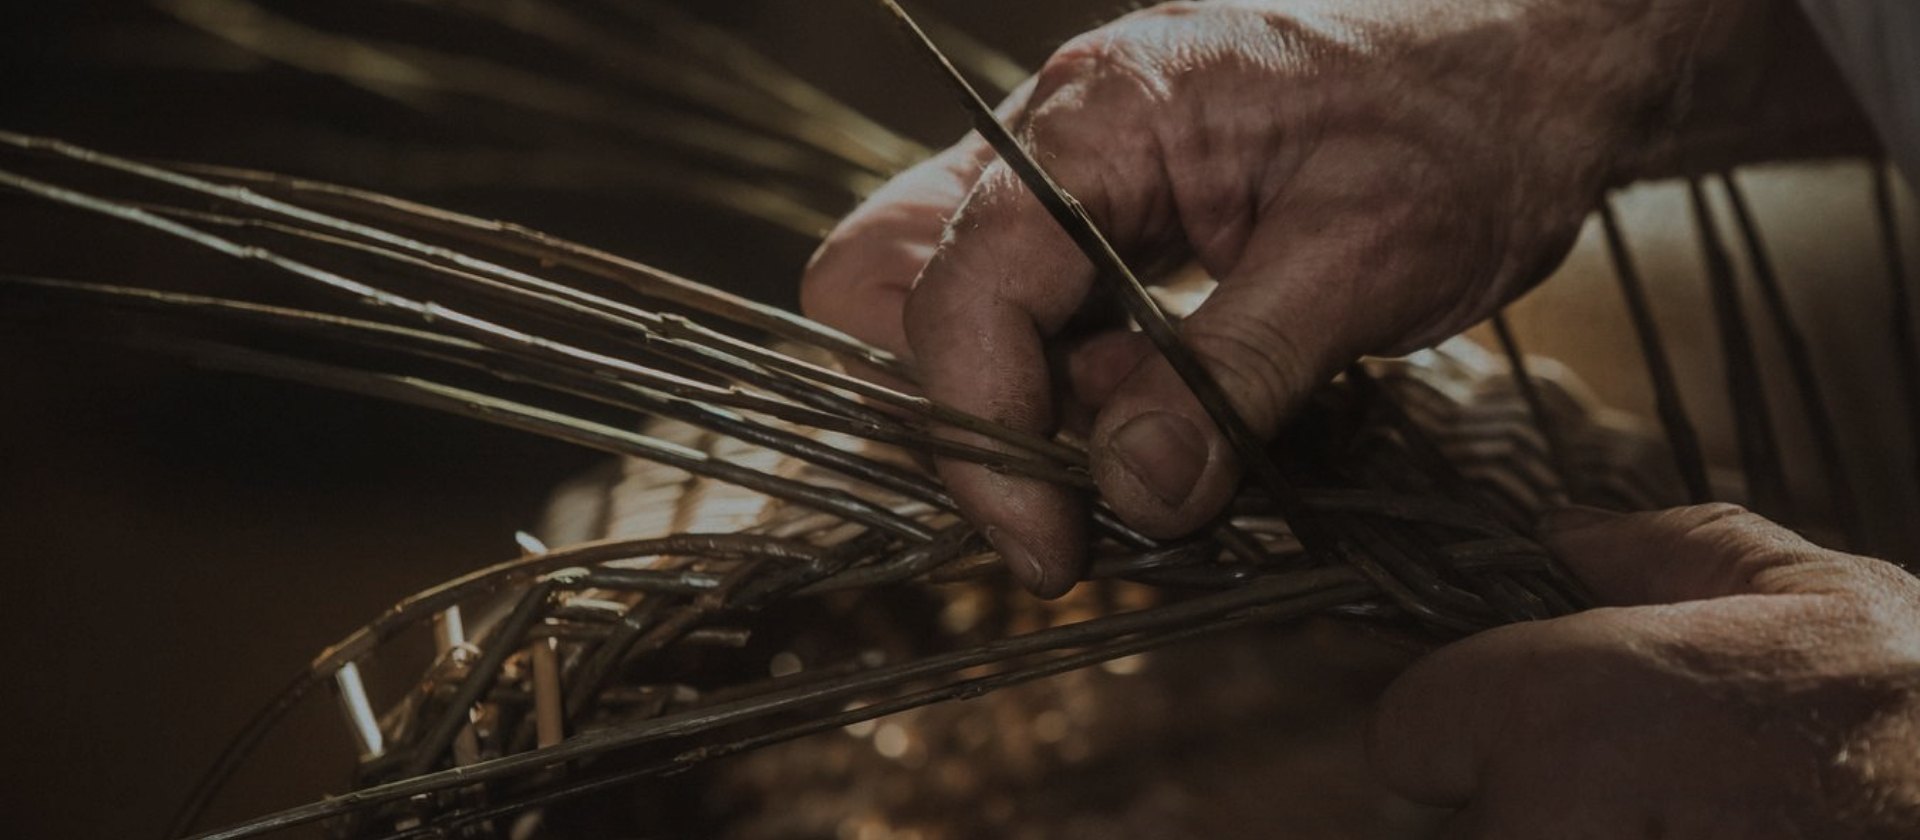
[{"left": 1, "top": 1, "right": 1916, "bottom": 838}]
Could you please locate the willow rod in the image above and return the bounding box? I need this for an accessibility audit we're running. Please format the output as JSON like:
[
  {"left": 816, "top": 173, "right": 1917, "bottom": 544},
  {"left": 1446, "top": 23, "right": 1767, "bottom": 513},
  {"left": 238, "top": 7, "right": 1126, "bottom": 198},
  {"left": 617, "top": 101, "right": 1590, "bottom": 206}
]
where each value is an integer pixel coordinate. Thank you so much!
[
  {"left": 1598, "top": 200, "right": 1712, "bottom": 502},
  {"left": 1686, "top": 178, "right": 1790, "bottom": 519},
  {"left": 1719, "top": 172, "right": 1864, "bottom": 549},
  {"left": 1490, "top": 312, "right": 1573, "bottom": 503},
  {"left": 1873, "top": 163, "right": 1920, "bottom": 495}
]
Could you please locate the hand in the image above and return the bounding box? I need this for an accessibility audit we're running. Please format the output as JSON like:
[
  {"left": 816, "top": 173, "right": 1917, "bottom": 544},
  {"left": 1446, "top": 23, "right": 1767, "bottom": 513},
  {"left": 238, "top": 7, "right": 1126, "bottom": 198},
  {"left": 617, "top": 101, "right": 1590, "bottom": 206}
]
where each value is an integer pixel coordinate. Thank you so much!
[
  {"left": 1370, "top": 504, "right": 1920, "bottom": 838},
  {"left": 802, "top": 0, "right": 1842, "bottom": 596}
]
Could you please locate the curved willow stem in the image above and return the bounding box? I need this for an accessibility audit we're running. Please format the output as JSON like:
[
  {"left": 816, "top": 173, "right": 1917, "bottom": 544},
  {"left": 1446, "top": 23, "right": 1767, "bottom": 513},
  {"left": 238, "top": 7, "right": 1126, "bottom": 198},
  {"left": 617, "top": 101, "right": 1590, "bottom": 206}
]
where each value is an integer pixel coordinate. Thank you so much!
[{"left": 1598, "top": 200, "right": 1712, "bottom": 503}]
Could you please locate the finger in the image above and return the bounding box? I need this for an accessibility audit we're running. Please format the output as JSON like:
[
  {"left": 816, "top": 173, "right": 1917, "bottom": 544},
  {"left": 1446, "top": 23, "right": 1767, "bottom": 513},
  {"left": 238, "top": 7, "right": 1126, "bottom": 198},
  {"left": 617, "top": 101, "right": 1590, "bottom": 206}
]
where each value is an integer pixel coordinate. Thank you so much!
[
  {"left": 800, "top": 141, "right": 991, "bottom": 357},
  {"left": 903, "top": 161, "right": 1098, "bottom": 597},
  {"left": 801, "top": 81, "right": 1036, "bottom": 357},
  {"left": 1540, "top": 503, "right": 1872, "bottom": 605},
  {"left": 1088, "top": 198, "right": 1397, "bottom": 537},
  {"left": 1059, "top": 329, "right": 1155, "bottom": 433},
  {"left": 1370, "top": 503, "right": 1882, "bottom": 814},
  {"left": 1366, "top": 599, "right": 1698, "bottom": 809},
  {"left": 1367, "top": 588, "right": 1838, "bottom": 813},
  {"left": 904, "top": 85, "right": 1171, "bottom": 597}
]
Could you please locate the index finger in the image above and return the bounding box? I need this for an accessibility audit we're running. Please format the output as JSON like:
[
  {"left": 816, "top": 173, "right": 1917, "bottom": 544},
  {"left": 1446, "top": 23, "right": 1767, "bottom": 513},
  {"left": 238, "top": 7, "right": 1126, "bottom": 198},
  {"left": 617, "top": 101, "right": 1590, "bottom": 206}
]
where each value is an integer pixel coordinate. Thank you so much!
[
  {"left": 903, "top": 157, "right": 1118, "bottom": 596},
  {"left": 801, "top": 80, "right": 1037, "bottom": 358}
]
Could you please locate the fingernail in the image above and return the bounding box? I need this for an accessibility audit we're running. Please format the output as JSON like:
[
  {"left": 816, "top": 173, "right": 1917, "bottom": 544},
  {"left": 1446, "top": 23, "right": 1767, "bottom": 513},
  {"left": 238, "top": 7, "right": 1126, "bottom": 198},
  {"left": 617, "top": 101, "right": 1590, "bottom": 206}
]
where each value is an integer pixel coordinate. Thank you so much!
[
  {"left": 984, "top": 525, "right": 1048, "bottom": 594},
  {"left": 1541, "top": 505, "right": 1619, "bottom": 533},
  {"left": 1111, "top": 411, "right": 1208, "bottom": 507}
]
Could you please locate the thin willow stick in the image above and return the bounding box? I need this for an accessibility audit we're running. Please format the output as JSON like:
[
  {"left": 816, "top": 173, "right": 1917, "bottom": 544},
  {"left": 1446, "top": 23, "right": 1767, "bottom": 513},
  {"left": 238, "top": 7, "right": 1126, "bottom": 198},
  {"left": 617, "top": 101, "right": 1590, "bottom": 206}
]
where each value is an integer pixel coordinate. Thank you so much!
[
  {"left": 0, "top": 165, "right": 891, "bottom": 447},
  {"left": 3, "top": 271, "right": 1097, "bottom": 496},
  {"left": 181, "top": 566, "right": 1372, "bottom": 840},
  {"left": 1873, "top": 162, "right": 1920, "bottom": 494},
  {"left": 399, "top": 581, "right": 556, "bottom": 777},
  {"left": 168, "top": 340, "right": 936, "bottom": 540},
  {"left": 559, "top": 554, "right": 786, "bottom": 729},
  {"left": 1340, "top": 367, "right": 1588, "bottom": 610},
  {"left": 0, "top": 137, "right": 1092, "bottom": 466},
  {"left": 1490, "top": 312, "right": 1572, "bottom": 503},
  {"left": 172, "top": 159, "right": 894, "bottom": 371},
  {"left": 8, "top": 202, "right": 959, "bottom": 484},
  {"left": 369, "top": 584, "right": 1371, "bottom": 840},
  {"left": 1687, "top": 178, "right": 1791, "bottom": 519},
  {"left": 1598, "top": 201, "right": 1712, "bottom": 502},
  {"left": 1719, "top": 172, "right": 1864, "bottom": 549},
  {"left": 177, "top": 131, "right": 843, "bottom": 235},
  {"left": 0, "top": 152, "right": 1089, "bottom": 481},
  {"left": 0, "top": 132, "right": 904, "bottom": 385},
  {"left": 161, "top": 533, "right": 820, "bottom": 839},
  {"left": 228, "top": 136, "right": 842, "bottom": 234},
  {"left": 146, "top": 276, "right": 964, "bottom": 503}
]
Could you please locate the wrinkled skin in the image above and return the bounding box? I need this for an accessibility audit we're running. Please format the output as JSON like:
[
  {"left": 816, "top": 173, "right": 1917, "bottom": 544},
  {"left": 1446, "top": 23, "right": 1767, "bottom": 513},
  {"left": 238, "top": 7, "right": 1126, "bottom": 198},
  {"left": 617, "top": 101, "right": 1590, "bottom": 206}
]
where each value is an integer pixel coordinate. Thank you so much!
[
  {"left": 1372, "top": 505, "right": 1920, "bottom": 838},
  {"left": 803, "top": 0, "right": 1859, "bottom": 596},
  {"left": 802, "top": 2, "right": 1909, "bottom": 833}
]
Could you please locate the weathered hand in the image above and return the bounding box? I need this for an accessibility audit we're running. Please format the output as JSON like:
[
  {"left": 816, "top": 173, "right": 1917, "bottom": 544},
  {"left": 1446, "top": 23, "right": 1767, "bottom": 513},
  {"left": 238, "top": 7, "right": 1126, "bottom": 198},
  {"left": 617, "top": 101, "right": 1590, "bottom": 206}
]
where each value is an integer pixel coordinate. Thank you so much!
[
  {"left": 1371, "top": 504, "right": 1920, "bottom": 838},
  {"left": 802, "top": 0, "right": 1797, "bottom": 596}
]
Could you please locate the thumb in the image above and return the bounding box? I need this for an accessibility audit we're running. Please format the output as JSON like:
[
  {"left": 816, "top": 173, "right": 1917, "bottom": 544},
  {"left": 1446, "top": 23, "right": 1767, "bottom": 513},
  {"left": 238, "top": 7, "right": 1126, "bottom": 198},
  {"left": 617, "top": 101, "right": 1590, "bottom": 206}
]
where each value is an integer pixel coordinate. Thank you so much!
[
  {"left": 1542, "top": 503, "right": 1863, "bottom": 605},
  {"left": 1087, "top": 266, "right": 1365, "bottom": 538},
  {"left": 1367, "top": 503, "right": 1890, "bottom": 808}
]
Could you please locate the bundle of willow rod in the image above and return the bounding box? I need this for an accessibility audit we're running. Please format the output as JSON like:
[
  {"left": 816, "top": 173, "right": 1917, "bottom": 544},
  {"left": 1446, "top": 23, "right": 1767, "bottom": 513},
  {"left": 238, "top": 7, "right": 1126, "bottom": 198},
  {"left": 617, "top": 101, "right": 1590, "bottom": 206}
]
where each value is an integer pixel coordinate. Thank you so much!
[
  {"left": 2, "top": 1, "right": 1917, "bottom": 838},
  {"left": 0, "top": 120, "right": 1587, "bottom": 838}
]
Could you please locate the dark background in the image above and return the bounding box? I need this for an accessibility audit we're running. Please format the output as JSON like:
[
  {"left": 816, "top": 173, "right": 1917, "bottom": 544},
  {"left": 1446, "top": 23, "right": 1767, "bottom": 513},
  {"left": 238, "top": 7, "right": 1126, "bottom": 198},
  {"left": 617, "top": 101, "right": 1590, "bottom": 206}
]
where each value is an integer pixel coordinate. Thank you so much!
[{"left": 0, "top": 2, "right": 1107, "bottom": 836}]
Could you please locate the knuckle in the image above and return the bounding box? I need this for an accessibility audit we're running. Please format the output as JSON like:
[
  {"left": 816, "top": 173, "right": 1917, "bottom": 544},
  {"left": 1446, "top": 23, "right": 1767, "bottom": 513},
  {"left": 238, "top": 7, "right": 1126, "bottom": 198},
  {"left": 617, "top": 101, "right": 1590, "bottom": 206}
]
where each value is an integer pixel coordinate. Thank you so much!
[
  {"left": 1181, "top": 315, "right": 1315, "bottom": 433},
  {"left": 958, "top": 161, "right": 1027, "bottom": 221},
  {"left": 1035, "top": 25, "right": 1167, "bottom": 107},
  {"left": 1011, "top": 101, "right": 1165, "bottom": 243},
  {"left": 1654, "top": 502, "right": 1766, "bottom": 542},
  {"left": 1668, "top": 502, "right": 1797, "bottom": 556},
  {"left": 1646, "top": 504, "right": 1857, "bottom": 596},
  {"left": 1043, "top": 32, "right": 1130, "bottom": 83},
  {"left": 1651, "top": 507, "right": 1919, "bottom": 605}
]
